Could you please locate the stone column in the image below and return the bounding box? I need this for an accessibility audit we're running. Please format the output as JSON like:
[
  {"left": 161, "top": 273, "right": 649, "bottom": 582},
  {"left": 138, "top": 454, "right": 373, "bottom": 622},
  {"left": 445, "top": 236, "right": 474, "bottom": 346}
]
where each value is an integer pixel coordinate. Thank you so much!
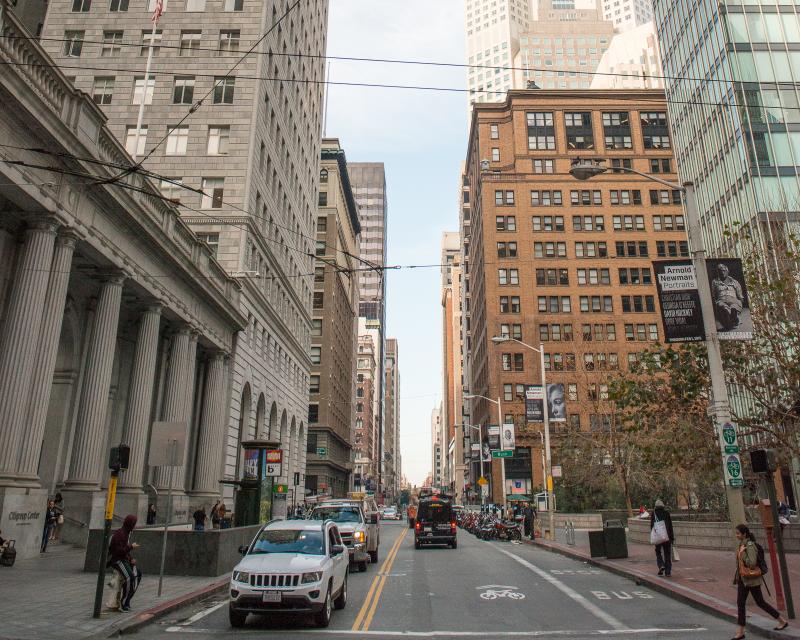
[
  {"left": 17, "top": 231, "right": 78, "bottom": 483},
  {"left": 0, "top": 219, "right": 58, "bottom": 483},
  {"left": 64, "top": 274, "right": 125, "bottom": 489},
  {"left": 181, "top": 332, "right": 198, "bottom": 491},
  {"left": 118, "top": 304, "right": 162, "bottom": 489},
  {"left": 191, "top": 353, "right": 227, "bottom": 496},
  {"left": 153, "top": 326, "right": 191, "bottom": 489}
]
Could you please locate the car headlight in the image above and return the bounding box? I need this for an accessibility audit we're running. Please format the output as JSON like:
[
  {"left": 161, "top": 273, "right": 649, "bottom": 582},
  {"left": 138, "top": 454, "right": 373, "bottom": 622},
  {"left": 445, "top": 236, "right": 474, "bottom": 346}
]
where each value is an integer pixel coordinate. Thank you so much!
[
  {"left": 354, "top": 530, "right": 365, "bottom": 543},
  {"left": 301, "top": 571, "right": 323, "bottom": 584},
  {"left": 232, "top": 570, "right": 250, "bottom": 584}
]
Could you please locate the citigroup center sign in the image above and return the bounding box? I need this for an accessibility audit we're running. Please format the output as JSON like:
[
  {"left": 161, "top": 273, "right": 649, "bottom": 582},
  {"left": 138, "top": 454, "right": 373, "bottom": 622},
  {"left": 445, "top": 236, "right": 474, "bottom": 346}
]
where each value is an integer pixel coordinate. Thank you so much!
[{"left": 654, "top": 260, "right": 706, "bottom": 343}]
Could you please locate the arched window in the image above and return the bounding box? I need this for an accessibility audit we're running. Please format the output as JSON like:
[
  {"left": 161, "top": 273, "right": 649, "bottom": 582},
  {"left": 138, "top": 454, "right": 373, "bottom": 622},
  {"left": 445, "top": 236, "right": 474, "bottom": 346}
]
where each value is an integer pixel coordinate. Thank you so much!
[{"left": 319, "top": 169, "right": 328, "bottom": 183}]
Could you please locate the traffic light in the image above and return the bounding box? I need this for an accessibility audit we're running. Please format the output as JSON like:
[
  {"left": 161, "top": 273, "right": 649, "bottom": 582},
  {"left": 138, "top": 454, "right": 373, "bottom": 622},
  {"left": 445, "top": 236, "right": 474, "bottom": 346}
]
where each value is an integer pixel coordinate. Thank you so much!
[
  {"left": 108, "top": 445, "right": 130, "bottom": 472},
  {"left": 750, "top": 449, "right": 777, "bottom": 474}
]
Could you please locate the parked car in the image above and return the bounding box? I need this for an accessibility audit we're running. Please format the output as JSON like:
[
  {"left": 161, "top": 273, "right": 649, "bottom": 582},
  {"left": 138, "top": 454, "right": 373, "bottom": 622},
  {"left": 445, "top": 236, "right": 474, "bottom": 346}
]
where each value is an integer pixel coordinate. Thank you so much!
[
  {"left": 309, "top": 503, "right": 370, "bottom": 572},
  {"left": 382, "top": 506, "right": 401, "bottom": 520},
  {"left": 229, "top": 520, "right": 348, "bottom": 628}
]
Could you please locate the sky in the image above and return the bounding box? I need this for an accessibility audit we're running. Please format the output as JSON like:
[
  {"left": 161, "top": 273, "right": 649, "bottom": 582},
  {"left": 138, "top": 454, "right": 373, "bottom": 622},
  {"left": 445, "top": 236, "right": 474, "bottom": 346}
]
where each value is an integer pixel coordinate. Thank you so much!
[{"left": 326, "top": 1, "right": 468, "bottom": 486}]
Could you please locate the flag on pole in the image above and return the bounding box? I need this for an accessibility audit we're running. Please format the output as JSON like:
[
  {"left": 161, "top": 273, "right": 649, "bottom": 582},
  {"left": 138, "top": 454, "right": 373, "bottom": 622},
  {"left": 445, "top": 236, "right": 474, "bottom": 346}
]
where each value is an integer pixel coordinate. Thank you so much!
[{"left": 151, "top": 0, "right": 163, "bottom": 23}]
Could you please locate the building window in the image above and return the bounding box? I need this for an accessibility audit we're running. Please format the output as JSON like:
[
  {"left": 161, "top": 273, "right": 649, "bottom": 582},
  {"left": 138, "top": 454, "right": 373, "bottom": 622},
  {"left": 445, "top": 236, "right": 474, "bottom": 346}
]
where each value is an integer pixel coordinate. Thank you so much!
[
  {"left": 536, "top": 268, "right": 569, "bottom": 286},
  {"left": 495, "top": 190, "right": 515, "bottom": 205},
  {"left": 207, "top": 126, "right": 230, "bottom": 155},
  {"left": 317, "top": 217, "right": 328, "bottom": 233},
  {"left": 500, "top": 323, "right": 522, "bottom": 340},
  {"left": 577, "top": 268, "right": 610, "bottom": 285},
  {"left": 185, "top": 0, "right": 205, "bottom": 10},
  {"left": 178, "top": 31, "right": 202, "bottom": 56},
  {"left": 218, "top": 29, "right": 240, "bottom": 53},
  {"left": 538, "top": 296, "right": 571, "bottom": 313},
  {"left": 195, "top": 231, "right": 218, "bottom": 256},
  {"left": 313, "top": 292, "right": 324, "bottom": 309},
  {"left": 534, "top": 242, "right": 567, "bottom": 258},
  {"left": 653, "top": 215, "right": 685, "bottom": 231},
  {"left": 124, "top": 125, "right": 147, "bottom": 156},
  {"left": 133, "top": 75, "right": 155, "bottom": 105},
  {"left": 564, "top": 111, "right": 594, "bottom": 149},
  {"left": 63, "top": 31, "right": 85, "bottom": 57},
  {"left": 621, "top": 295, "right": 656, "bottom": 313},
  {"left": 315, "top": 240, "right": 326, "bottom": 256},
  {"left": 640, "top": 111, "right": 670, "bottom": 149},
  {"left": 602, "top": 111, "right": 632, "bottom": 149},
  {"left": 570, "top": 190, "right": 603, "bottom": 207},
  {"left": 574, "top": 241, "right": 607, "bottom": 258},
  {"left": 498, "top": 268, "right": 519, "bottom": 285},
  {"left": 496, "top": 215, "right": 516, "bottom": 231},
  {"left": 308, "top": 404, "right": 319, "bottom": 424},
  {"left": 318, "top": 192, "right": 328, "bottom": 206},
  {"left": 579, "top": 295, "right": 613, "bottom": 313},
  {"left": 224, "top": 0, "right": 243, "bottom": 10},
  {"left": 109, "top": 0, "right": 129, "bottom": 11},
  {"left": 497, "top": 242, "right": 517, "bottom": 258},
  {"left": 612, "top": 215, "right": 645, "bottom": 231},
  {"left": 614, "top": 240, "right": 649, "bottom": 257},
  {"left": 530, "top": 190, "right": 562, "bottom": 206},
  {"left": 610, "top": 158, "right": 632, "bottom": 173},
  {"left": 92, "top": 76, "right": 115, "bottom": 105},
  {"left": 618, "top": 267, "right": 652, "bottom": 285},
  {"left": 213, "top": 77, "right": 235, "bottom": 103},
  {"left": 526, "top": 111, "right": 556, "bottom": 150},
  {"left": 490, "top": 123, "right": 500, "bottom": 139},
  {"left": 492, "top": 148, "right": 500, "bottom": 162},
  {"left": 532, "top": 215, "right": 564, "bottom": 231},
  {"left": 140, "top": 30, "right": 162, "bottom": 56},
  {"left": 609, "top": 190, "right": 641, "bottom": 205},
  {"left": 165, "top": 126, "right": 189, "bottom": 155},
  {"left": 311, "top": 319, "right": 322, "bottom": 336},
  {"left": 310, "top": 375, "right": 320, "bottom": 394},
  {"left": 160, "top": 177, "right": 183, "bottom": 204},
  {"left": 650, "top": 158, "right": 671, "bottom": 173},
  {"left": 101, "top": 30, "right": 123, "bottom": 56},
  {"left": 310, "top": 347, "right": 321, "bottom": 364},
  {"left": 200, "top": 177, "right": 224, "bottom": 209},
  {"left": 533, "top": 159, "right": 554, "bottom": 173},
  {"left": 71, "top": 0, "right": 90, "bottom": 11}
]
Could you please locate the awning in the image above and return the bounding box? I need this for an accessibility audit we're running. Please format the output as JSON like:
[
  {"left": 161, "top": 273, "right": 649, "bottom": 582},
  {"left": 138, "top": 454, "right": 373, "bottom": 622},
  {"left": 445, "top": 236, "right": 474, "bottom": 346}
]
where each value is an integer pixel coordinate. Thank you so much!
[{"left": 505, "top": 494, "right": 532, "bottom": 502}]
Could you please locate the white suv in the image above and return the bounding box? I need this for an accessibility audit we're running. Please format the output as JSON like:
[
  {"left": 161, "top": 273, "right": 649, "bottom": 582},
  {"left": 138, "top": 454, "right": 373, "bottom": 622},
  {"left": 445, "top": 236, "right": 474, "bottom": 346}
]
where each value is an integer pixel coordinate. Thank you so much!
[{"left": 229, "top": 520, "right": 348, "bottom": 628}]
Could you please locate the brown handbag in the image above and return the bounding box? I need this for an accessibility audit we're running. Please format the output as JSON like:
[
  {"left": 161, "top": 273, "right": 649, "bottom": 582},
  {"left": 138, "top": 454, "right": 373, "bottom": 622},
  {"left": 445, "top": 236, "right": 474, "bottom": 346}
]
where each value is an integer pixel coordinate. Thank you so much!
[{"left": 738, "top": 546, "right": 762, "bottom": 579}]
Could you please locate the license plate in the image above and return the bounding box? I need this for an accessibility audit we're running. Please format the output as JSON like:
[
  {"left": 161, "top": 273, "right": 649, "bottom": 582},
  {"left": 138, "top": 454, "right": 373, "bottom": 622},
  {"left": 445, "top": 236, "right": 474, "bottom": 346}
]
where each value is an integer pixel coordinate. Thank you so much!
[
  {"left": 424, "top": 526, "right": 431, "bottom": 531},
  {"left": 262, "top": 591, "right": 281, "bottom": 603}
]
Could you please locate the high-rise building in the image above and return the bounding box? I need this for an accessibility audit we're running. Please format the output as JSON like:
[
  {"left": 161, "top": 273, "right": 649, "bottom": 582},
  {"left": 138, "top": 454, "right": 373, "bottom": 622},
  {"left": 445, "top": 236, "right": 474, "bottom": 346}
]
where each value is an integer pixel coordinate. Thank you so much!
[
  {"left": 653, "top": 0, "right": 800, "bottom": 259},
  {"left": 601, "top": 0, "right": 653, "bottom": 32},
  {"left": 465, "top": 0, "right": 533, "bottom": 104},
  {"left": 513, "top": 0, "right": 614, "bottom": 91},
  {"left": 384, "top": 338, "right": 400, "bottom": 502},
  {"left": 41, "top": 0, "right": 329, "bottom": 516},
  {"left": 431, "top": 403, "right": 443, "bottom": 489},
  {"left": 349, "top": 162, "right": 389, "bottom": 493},
  {"left": 354, "top": 333, "right": 378, "bottom": 491},
  {"left": 590, "top": 22, "right": 664, "bottom": 90},
  {"left": 305, "top": 139, "right": 360, "bottom": 499},
  {"left": 464, "top": 89, "right": 687, "bottom": 502}
]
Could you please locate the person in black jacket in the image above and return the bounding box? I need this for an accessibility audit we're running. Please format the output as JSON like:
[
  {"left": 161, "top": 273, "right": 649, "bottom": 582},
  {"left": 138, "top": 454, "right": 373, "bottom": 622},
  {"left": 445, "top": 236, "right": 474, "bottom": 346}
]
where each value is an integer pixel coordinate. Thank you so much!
[
  {"left": 650, "top": 499, "right": 675, "bottom": 576},
  {"left": 40, "top": 500, "right": 58, "bottom": 553},
  {"left": 108, "top": 515, "right": 142, "bottom": 611}
]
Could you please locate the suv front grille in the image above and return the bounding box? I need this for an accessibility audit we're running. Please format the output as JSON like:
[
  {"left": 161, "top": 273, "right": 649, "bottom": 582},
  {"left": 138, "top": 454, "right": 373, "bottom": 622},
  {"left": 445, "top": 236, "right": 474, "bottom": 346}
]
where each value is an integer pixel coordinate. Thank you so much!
[
  {"left": 340, "top": 533, "right": 354, "bottom": 546},
  {"left": 249, "top": 574, "right": 300, "bottom": 588}
]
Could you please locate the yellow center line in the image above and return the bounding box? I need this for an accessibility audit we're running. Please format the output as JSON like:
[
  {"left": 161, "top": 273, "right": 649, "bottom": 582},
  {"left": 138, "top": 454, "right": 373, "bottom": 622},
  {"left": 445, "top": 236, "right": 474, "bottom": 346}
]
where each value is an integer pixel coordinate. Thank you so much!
[
  {"left": 361, "top": 528, "right": 407, "bottom": 631},
  {"left": 351, "top": 527, "right": 407, "bottom": 631}
]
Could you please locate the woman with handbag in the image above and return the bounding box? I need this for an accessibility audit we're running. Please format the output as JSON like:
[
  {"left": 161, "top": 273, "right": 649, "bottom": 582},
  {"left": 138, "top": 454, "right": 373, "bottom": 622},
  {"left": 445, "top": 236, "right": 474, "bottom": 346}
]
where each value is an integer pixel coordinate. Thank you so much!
[
  {"left": 649, "top": 499, "right": 674, "bottom": 576},
  {"left": 731, "top": 524, "right": 788, "bottom": 639}
]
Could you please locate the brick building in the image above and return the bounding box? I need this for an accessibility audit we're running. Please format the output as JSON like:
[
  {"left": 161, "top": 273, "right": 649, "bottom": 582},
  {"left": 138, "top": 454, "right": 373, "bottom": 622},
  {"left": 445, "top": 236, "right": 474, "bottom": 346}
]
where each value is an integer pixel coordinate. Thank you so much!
[
  {"left": 353, "top": 334, "right": 377, "bottom": 491},
  {"left": 463, "top": 89, "right": 688, "bottom": 503}
]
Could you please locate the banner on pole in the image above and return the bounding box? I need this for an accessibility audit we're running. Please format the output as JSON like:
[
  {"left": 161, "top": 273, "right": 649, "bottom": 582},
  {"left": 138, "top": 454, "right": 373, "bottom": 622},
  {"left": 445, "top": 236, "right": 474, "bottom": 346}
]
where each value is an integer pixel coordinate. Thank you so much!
[
  {"left": 487, "top": 425, "right": 501, "bottom": 451},
  {"left": 546, "top": 383, "right": 566, "bottom": 422},
  {"left": 480, "top": 426, "right": 491, "bottom": 462},
  {"left": 525, "top": 385, "right": 544, "bottom": 423},
  {"left": 654, "top": 260, "right": 705, "bottom": 343},
  {"left": 706, "top": 258, "right": 752, "bottom": 340},
  {"left": 501, "top": 423, "right": 516, "bottom": 450}
]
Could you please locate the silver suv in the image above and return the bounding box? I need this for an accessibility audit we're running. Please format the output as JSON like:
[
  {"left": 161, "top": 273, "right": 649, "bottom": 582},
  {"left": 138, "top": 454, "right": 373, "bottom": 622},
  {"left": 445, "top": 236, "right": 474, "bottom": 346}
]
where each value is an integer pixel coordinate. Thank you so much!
[
  {"left": 309, "top": 503, "right": 370, "bottom": 572},
  {"left": 229, "top": 520, "right": 348, "bottom": 628}
]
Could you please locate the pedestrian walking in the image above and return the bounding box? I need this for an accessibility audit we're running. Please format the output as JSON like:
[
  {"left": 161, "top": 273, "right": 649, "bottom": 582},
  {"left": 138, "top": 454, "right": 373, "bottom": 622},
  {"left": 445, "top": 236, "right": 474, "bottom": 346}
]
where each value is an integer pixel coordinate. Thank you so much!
[
  {"left": 40, "top": 499, "right": 58, "bottom": 553},
  {"left": 649, "top": 499, "right": 674, "bottom": 576},
  {"left": 210, "top": 501, "right": 221, "bottom": 529},
  {"left": 52, "top": 493, "right": 65, "bottom": 543},
  {"left": 731, "top": 524, "right": 788, "bottom": 639},
  {"left": 146, "top": 503, "right": 157, "bottom": 526},
  {"left": 523, "top": 504, "right": 533, "bottom": 538},
  {"left": 108, "top": 515, "right": 142, "bottom": 612},
  {"left": 218, "top": 502, "right": 229, "bottom": 529},
  {"left": 192, "top": 506, "right": 206, "bottom": 531}
]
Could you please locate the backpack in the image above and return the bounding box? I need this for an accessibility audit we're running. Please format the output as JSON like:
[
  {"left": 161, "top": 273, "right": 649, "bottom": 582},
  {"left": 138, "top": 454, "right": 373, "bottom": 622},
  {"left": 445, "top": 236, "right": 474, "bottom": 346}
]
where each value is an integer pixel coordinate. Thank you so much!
[{"left": 755, "top": 542, "right": 769, "bottom": 576}]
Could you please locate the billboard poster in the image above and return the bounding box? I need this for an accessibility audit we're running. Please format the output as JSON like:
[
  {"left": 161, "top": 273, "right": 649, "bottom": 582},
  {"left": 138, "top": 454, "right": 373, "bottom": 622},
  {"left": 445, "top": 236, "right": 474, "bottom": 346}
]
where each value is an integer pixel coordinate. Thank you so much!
[
  {"left": 243, "top": 449, "right": 259, "bottom": 481},
  {"left": 480, "top": 426, "right": 491, "bottom": 463},
  {"left": 654, "top": 260, "right": 705, "bottom": 343},
  {"left": 470, "top": 442, "right": 480, "bottom": 460},
  {"left": 525, "top": 385, "right": 544, "bottom": 423},
  {"left": 487, "top": 425, "right": 501, "bottom": 451},
  {"left": 546, "top": 383, "right": 566, "bottom": 422},
  {"left": 706, "top": 258, "right": 752, "bottom": 340},
  {"left": 501, "top": 423, "right": 516, "bottom": 450}
]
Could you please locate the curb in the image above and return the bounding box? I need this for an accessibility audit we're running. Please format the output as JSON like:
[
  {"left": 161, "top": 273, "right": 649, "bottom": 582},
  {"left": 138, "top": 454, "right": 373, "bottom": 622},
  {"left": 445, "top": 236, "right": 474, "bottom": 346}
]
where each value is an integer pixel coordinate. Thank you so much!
[
  {"left": 104, "top": 576, "right": 229, "bottom": 637},
  {"left": 528, "top": 539, "right": 797, "bottom": 640}
]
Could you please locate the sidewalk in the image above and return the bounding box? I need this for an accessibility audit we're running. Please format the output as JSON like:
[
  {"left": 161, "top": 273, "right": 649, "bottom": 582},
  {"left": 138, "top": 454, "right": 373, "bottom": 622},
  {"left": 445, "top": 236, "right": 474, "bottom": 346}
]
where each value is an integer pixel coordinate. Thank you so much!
[
  {"left": 0, "top": 542, "right": 229, "bottom": 640},
  {"left": 533, "top": 529, "right": 800, "bottom": 640}
]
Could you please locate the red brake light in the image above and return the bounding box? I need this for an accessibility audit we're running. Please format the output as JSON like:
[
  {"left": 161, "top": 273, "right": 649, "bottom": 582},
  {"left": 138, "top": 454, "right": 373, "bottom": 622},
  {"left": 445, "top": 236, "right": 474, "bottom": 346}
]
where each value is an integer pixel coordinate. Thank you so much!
[{"left": 414, "top": 521, "right": 421, "bottom": 530}]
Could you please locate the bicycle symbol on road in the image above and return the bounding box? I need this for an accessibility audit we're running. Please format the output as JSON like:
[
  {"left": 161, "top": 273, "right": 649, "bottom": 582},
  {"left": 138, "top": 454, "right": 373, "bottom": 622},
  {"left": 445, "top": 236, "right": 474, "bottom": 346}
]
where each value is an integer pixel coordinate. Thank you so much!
[{"left": 477, "top": 585, "right": 526, "bottom": 600}]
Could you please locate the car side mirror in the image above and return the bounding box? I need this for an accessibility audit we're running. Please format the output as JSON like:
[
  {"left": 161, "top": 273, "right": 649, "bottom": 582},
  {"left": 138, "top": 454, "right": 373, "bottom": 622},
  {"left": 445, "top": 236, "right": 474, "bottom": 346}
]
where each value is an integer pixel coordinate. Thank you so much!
[
  {"left": 331, "top": 544, "right": 345, "bottom": 556},
  {"left": 369, "top": 513, "right": 378, "bottom": 524},
  {"left": 238, "top": 545, "right": 248, "bottom": 555}
]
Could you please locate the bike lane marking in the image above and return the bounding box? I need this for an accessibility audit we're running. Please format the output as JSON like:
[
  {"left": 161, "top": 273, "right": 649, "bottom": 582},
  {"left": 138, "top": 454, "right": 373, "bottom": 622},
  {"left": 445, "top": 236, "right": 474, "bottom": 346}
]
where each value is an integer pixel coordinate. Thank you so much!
[{"left": 490, "top": 544, "right": 628, "bottom": 631}]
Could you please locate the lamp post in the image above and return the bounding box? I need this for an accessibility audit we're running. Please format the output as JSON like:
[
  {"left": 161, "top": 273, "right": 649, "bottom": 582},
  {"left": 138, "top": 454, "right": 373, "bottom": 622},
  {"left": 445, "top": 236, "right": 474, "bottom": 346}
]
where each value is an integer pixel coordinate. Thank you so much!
[
  {"left": 491, "top": 336, "right": 555, "bottom": 540},
  {"left": 464, "top": 394, "right": 506, "bottom": 507},
  {"left": 569, "top": 158, "right": 746, "bottom": 526},
  {"left": 459, "top": 423, "right": 484, "bottom": 505}
]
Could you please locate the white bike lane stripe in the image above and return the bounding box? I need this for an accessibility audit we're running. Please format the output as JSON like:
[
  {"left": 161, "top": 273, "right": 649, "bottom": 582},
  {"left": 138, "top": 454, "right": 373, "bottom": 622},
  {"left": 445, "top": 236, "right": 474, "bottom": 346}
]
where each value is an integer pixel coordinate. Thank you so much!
[{"left": 490, "top": 544, "right": 628, "bottom": 632}]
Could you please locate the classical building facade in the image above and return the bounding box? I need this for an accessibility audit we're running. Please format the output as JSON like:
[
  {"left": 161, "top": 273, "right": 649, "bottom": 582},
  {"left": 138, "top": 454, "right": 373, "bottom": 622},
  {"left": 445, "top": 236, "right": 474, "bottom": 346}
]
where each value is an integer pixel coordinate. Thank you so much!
[
  {"left": 464, "top": 89, "right": 687, "bottom": 502},
  {"left": 383, "top": 337, "right": 400, "bottom": 503},
  {"left": 305, "top": 139, "right": 360, "bottom": 499},
  {"left": 40, "top": 0, "right": 330, "bottom": 514},
  {"left": 0, "top": 8, "right": 245, "bottom": 559}
]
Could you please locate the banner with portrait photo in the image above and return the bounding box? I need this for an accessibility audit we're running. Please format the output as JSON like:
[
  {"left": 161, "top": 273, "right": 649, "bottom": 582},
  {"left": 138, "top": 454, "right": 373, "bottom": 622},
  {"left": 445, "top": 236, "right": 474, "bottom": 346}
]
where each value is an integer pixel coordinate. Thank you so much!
[
  {"left": 480, "top": 425, "right": 492, "bottom": 463},
  {"left": 501, "top": 423, "right": 516, "bottom": 450},
  {"left": 525, "top": 385, "right": 544, "bottom": 423},
  {"left": 706, "top": 258, "right": 752, "bottom": 340},
  {"left": 654, "top": 260, "right": 705, "bottom": 343},
  {"left": 488, "top": 425, "right": 501, "bottom": 451},
  {"left": 546, "top": 383, "right": 566, "bottom": 422}
]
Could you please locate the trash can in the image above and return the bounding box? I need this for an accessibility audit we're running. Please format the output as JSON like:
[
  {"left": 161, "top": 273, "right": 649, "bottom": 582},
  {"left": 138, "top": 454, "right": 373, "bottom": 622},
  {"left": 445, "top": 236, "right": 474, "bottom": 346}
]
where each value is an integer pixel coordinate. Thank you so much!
[
  {"left": 603, "top": 519, "right": 628, "bottom": 559},
  {"left": 588, "top": 530, "right": 606, "bottom": 557}
]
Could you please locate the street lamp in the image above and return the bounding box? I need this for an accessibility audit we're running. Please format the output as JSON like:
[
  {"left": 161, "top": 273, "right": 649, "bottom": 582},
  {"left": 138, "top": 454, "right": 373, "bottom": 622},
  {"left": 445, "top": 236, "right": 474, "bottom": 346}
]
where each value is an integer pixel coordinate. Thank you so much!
[
  {"left": 492, "top": 336, "right": 556, "bottom": 540},
  {"left": 463, "top": 393, "right": 506, "bottom": 507},
  {"left": 458, "top": 423, "right": 485, "bottom": 505},
  {"left": 568, "top": 158, "right": 746, "bottom": 526}
]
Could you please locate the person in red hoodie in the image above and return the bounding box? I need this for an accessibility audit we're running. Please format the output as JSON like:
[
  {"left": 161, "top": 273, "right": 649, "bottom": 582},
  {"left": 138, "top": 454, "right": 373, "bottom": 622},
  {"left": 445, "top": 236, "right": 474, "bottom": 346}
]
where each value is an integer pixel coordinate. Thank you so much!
[{"left": 108, "top": 515, "right": 142, "bottom": 611}]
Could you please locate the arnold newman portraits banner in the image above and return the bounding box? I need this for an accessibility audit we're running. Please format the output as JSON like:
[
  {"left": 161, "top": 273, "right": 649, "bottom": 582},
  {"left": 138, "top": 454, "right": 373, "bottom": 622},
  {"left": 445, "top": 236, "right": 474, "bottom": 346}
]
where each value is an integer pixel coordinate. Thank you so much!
[{"left": 654, "top": 260, "right": 706, "bottom": 343}]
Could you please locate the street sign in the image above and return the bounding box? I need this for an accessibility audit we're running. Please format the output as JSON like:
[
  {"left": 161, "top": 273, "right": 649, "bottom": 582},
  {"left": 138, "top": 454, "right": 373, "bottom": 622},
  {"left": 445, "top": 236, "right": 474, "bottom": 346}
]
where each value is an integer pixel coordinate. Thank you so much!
[
  {"left": 729, "top": 478, "right": 745, "bottom": 488},
  {"left": 725, "top": 454, "right": 742, "bottom": 484},
  {"left": 492, "top": 450, "right": 513, "bottom": 458},
  {"left": 720, "top": 422, "right": 740, "bottom": 454},
  {"left": 551, "top": 465, "right": 562, "bottom": 478},
  {"left": 316, "top": 447, "right": 327, "bottom": 456},
  {"left": 477, "top": 476, "right": 488, "bottom": 486},
  {"left": 273, "top": 483, "right": 288, "bottom": 494},
  {"left": 264, "top": 462, "right": 281, "bottom": 477}
]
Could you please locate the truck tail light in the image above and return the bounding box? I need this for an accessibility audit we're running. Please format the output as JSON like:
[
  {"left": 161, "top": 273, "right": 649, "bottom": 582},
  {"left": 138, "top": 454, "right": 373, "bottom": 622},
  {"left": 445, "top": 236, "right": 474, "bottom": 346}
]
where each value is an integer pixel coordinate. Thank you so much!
[
  {"left": 414, "top": 521, "right": 421, "bottom": 531},
  {"left": 450, "top": 521, "right": 457, "bottom": 533}
]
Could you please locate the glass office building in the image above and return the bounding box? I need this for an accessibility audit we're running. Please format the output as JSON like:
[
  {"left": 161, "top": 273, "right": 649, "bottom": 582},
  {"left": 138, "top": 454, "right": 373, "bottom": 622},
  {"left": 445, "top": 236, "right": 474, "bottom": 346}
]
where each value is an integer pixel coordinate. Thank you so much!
[{"left": 654, "top": 0, "right": 800, "bottom": 265}]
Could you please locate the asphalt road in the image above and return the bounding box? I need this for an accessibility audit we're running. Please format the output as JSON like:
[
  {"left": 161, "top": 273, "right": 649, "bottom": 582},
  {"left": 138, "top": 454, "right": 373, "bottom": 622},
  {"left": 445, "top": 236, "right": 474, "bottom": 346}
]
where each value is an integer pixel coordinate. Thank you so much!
[{"left": 135, "top": 520, "right": 733, "bottom": 639}]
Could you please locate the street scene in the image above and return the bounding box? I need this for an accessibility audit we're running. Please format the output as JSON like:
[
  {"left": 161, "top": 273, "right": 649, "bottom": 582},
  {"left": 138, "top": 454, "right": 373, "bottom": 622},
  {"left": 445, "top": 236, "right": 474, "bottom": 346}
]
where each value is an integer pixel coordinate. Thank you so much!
[{"left": 0, "top": 0, "right": 799, "bottom": 637}]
